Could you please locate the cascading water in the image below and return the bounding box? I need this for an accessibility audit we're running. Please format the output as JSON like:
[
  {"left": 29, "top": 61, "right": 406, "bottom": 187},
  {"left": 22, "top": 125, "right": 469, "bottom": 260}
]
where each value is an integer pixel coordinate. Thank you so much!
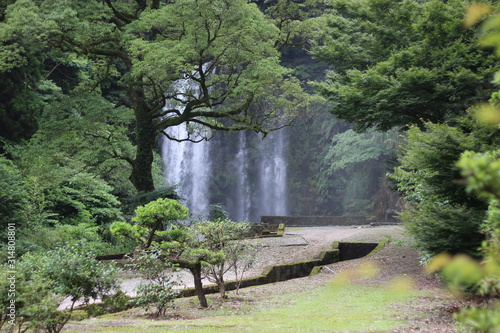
[
  {"left": 160, "top": 70, "right": 289, "bottom": 221},
  {"left": 234, "top": 131, "right": 251, "bottom": 222},
  {"left": 258, "top": 130, "right": 288, "bottom": 217},
  {"left": 160, "top": 68, "right": 212, "bottom": 216},
  {"left": 161, "top": 127, "right": 289, "bottom": 221},
  {"left": 161, "top": 126, "right": 211, "bottom": 216}
]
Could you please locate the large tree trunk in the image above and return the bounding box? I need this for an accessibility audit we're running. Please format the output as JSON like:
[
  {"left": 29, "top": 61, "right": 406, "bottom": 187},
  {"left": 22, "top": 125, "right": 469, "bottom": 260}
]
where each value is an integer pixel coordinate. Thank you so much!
[{"left": 128, "top": 84, "right": 157, "bottom": 193}]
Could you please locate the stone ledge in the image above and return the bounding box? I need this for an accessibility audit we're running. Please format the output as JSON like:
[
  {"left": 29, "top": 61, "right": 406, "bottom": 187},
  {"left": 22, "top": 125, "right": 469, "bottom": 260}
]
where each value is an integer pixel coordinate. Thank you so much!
[{"left": 261, "top": 216, "right": 369, "bottom": 227}]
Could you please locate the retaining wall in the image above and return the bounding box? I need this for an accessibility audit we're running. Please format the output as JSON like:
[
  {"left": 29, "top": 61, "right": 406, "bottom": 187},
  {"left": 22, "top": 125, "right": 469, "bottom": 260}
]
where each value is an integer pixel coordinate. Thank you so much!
[
  {"left": 333, "top": 242, "right": 380, "bottom": 261},
  {"left": 261, "top": 215, "right": 369, "bottom": 226},
  {"left": 179, "top": 242, "right": 380, "bottom": 298}
]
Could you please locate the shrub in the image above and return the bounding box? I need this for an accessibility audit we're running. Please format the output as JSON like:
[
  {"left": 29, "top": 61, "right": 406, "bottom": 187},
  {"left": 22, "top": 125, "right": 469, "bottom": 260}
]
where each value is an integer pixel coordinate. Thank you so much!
[
  {"left": 404, "top": 202, "right": 485, "bottom": 257},
  {"left": 128, "top": 249, "right": 179, "bottom": 317},
  {"left": 1, "top": 242, "right": 120, "bottom": 332},
  {"left": 85, "top": 290, "right": 133, "bottom": 317}
]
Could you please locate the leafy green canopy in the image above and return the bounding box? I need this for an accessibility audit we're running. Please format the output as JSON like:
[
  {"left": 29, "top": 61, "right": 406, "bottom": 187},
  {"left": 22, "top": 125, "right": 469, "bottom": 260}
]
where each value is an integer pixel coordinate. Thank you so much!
[
  {"left": 3, "top": 0, "right": 310, "bottom": 192},
  {"left": 111, "top": 198, "right": 189, "bottom": 249},
  {"left": 393, "top": 120, "right": 499, "bottom": 208},
  {"left": 313, "top": 0, "right": 499, "bottom": 131}
]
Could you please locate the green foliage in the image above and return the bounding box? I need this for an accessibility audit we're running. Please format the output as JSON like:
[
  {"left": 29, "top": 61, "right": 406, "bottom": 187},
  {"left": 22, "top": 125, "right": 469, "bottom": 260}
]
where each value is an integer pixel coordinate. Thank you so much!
[
  {"left": 0, "top": 3, "right": 46, "bottom": 145},
  {"left": 31, "top": 243, "right": 119, "bottom": 304},
  {"left": 0, "top": 89, "right": 139, "bottom": 257},
  {"left": 85, "top": 290, "right": 133, "bottom": 318},
  {"left": 2, "top": 89, "right": 133, "bottom": 230},
  {"left": 456, "top": 304, "right": 500, "bottom": 333},
  {"left": 325, "top": 128, "right": 398, "bottom": 215},
  {"left": 49, "top": 174, "right": 125, "bottom": 226},
  {"left": 128, "top": 249, "right": 179, "bottom": 317},
  {"left": 12, "top": 91, "right": 135, "bottom": 197},
  {"left": 390, "top": 119, "right": 500, "bottom": 256},
  {"left": 421, "top": 7, "right": 500, "bottom": 331},
  {"left": 0, "top": 151, "right": 133, "bottom": 259},
  {"left": 404, "top": 203, "right": 486, "bottom": 257},
  {"left": 113, "top": 203, "right": 251, "bottom": 306},
  {"left": 207, "top": 204, "right": 230, "bottom": 221},
  {"left": 0, "top": 242, "right": 119, "bottom": 332},
  {"left": 121, "top": 187, "right": 179, "bottom": 217},
  {"left": 392, "top": 121, "right": 496, "bottom": 207},
  {"left": 196, "top": 219, "right": 250, "bottom": 251},
  {"left": 1, "top": 0, "right": 311, "bottom": 192},
  {"left": 111, "top": 198, "right": 189, "bottom": 249},
  {"left": 326, "top": 129, "right": 397, "bottom": 173},
  {"left": 459, "top": 150, "right": 500, "bottom": 205},
  {"left": 313, "top": 0, "right": 499, "bottom": 131},
  {"left": 110, "top": 222, "right": 150, "bottom": 247},
  {"left": 196, "top": 219, "right": 252, "bottom": 298},
  {"left": 132, "top": 198, "right": 189, "bottom": 228},
  {"left": 0, "top": 156, "right": 27, "bottom": 228},
  {"left": 257, "top": 0, "right": 327, "bottom": 51}
]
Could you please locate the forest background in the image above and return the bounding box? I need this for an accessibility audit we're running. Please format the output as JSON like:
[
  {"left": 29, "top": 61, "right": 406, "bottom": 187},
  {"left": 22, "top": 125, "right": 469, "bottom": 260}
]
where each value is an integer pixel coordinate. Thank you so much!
[
  {"left": 0, "top": 0, "right": 499, "bottom": 266},
  {"left": 2, "top": 0, "right": 500, "bottom": 331}
]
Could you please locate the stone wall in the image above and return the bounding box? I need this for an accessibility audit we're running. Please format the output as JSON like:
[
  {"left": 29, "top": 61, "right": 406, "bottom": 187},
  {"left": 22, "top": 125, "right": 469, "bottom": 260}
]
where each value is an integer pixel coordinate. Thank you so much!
[
  {"left": 178, "top": 242, "right": 381, "bottom": 297},
  {"left": 261, "top": 215, "right": 369, "bottom": 227},
  {"left": 179, "top": 248, "right": 341, "bottom": 298},
  {"left": 333, "top": 242, "right": 380, "bottom": 261}
]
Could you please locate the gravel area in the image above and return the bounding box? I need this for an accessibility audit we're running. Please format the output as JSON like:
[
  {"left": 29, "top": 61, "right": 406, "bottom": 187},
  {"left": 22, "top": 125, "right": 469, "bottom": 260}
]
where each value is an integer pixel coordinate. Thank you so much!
[
  {"left": 61, "top": 225, "right": 408, "bottom": 309},
  {"left": 120, "top": 225, "right": 408, "bottom": 292},
  {"left": 64, "top": 225, "right": 466, "bottom": 332}
]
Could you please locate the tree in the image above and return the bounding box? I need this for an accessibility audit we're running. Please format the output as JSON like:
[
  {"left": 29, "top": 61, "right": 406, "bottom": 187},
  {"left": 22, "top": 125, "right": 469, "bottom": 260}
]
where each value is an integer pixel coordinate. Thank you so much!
[
  {"left": 391, "top": 118, "right": 500, "bottom": 256},
  {"left": 312, "top": 0, "right": 500, "bottom": 132},
  {"left": 111, "top": 198, "right": 189, "bottom": 249},
  {"left": 0, "top": 1, "right": 45, "bottom": 148},
  {"left": 429, "top": 7, "right": 500, "bottom": 330},
  {"left": 128, "top": 248, "right": 179, "bottom": 317},
  {"left": 197, "top": 219, "right": 250, "bottom": 298},
  {"left": 112, "top": 198, "right": 212, "bottom": 307},
  {"left": 320, "top": 128, "right": 398, "bottom": 215},
  {"left": 0, "top": 89, "right": 138, "bottom": 255},
  {"left": 111, "top": 199, "right": 252, "bottom": 307},
  {"left": 0, "top": 156, "right": 26, "bottom": 227},
  {"left": 4, "top": 0, "right": 309, "bottom": 193}
]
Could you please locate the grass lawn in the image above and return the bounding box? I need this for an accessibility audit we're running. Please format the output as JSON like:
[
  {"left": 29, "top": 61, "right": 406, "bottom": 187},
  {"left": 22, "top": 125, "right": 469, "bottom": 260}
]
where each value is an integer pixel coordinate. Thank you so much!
[{"left": 65, "top": 268, "right": 422, "bottom": 333}]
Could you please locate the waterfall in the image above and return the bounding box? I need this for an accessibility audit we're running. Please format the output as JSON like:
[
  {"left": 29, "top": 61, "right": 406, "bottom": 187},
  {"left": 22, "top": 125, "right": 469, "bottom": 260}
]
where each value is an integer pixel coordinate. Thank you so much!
[
  {"left": 161, "top": 126, "right": 211, "bottom": 216},
  {"left": 161, "top": 128, "right": 288, "bottom": 221},
  {"left": 160, "top": 68, "right": 211, "bottom": 216},
  {"left": 258, "top": 130, "right": 288, "bottom": 217},
  {"left": 160, "top": 68, "right": 288, "bottom": 220},
  {"left": 234, "top": 132, "right": 251, "bottom": 222}
]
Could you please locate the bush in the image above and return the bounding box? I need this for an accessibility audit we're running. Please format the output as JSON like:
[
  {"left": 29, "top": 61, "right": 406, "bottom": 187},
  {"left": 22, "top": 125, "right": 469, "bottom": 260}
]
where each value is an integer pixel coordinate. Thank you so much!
[
  {"left": 128, "top": 249, "right": 179, "bottom": 317},
  {"left": 85, "top": 290, "right": 133, "bottom": 317},
  {"left": 404, "top": 202, "right": 486, "bottom": 257},
  {"left": 456, "top": 304, "right": 500, "bottom": 333},
  {"left": 392, "top": 121, "right": 495, "bottom": 256},
  {"left": 0, "top": 156, "right": 26, "bottom": 229},
  {"left": 1, "top": 242, "right": 120, "bottom": 332}
]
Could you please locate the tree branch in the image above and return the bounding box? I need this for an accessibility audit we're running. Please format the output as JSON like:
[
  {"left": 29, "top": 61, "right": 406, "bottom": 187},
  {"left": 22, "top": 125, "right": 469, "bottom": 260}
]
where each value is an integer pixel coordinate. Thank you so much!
[
  {"left": 104, "top": 0, "right": 135, "bottom": 24},
  {"left": 84, "top": 47, "right": 133, "bottom": 69}
]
